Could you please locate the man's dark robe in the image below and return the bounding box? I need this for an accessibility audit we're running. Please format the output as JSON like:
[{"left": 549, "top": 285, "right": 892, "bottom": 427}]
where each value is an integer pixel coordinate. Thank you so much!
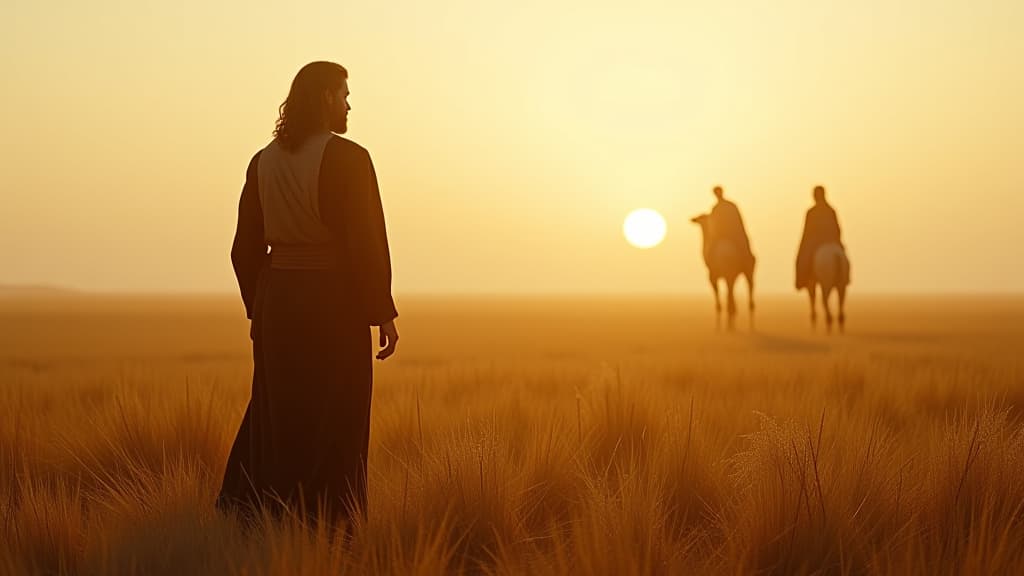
[
  {"left": 709, "top": 199, "right": 755, "bottom": 267},
  {"left": 218, "top": 135, "right": 397, "bottom": 523},
  {"left": 795, "top": 202, "right": 842, "bottom": 289}
]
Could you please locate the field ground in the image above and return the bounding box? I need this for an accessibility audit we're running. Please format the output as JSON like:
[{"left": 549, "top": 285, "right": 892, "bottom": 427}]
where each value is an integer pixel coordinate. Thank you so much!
[{"left": 2, "top": 294, "right": 1023, "bottom": 574}]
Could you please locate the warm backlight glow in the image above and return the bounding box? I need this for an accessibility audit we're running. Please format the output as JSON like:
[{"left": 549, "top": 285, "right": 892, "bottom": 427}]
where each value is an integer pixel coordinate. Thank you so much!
[
  {"left": 623, "top": 209, "right": 667, "bottom": 249},
  {"left": 2, "top": 3, "right": 1023, "bottom": 293}
]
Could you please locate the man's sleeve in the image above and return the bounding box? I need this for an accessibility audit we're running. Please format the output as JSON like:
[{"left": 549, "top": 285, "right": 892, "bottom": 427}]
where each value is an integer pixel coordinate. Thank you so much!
[
  {"left": 361, "top": 153, "right": 399, "bottom": 325},
  {"left": 320, "top": 141, "right": 398, "bottom": 326},
  {"left": 230, "top": 152, "right": 266, "bottom": 320}
]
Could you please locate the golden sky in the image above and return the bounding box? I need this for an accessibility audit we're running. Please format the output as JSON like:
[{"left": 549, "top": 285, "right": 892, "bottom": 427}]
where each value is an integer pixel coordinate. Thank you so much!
[{"left": 2, "top": 0, "right": 1022, "bottom": 294}]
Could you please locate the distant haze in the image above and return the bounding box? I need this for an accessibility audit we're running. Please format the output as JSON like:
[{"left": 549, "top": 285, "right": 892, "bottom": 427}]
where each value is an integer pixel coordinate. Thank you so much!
[{"left": 3, "top": 1, "right": 1022, "bottom": 294}]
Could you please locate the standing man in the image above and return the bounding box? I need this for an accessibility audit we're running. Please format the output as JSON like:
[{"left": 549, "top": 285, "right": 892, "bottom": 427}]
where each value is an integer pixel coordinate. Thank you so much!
[
  {"left": 219, "top": 61, "right": 399, "bottom": 524},
  {"left": 796, "top": 185, "right": 843, "bottom": 290}
]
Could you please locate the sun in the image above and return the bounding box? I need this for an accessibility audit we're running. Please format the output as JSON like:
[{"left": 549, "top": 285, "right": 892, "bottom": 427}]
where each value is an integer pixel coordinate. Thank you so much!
[{"left": 623, "top": 209, "right": 667, "bottom": 249}]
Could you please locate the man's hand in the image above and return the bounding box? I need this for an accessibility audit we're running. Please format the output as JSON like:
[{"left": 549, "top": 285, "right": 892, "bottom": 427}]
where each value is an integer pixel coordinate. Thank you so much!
[{"left": 376, "top": 320, "right": 399, "bottom": 360}]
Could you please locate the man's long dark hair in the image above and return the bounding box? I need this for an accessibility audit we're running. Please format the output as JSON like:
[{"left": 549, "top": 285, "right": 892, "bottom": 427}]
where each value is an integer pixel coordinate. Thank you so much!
[{"left": 273, "top": 61, "right": 348, "bottom": 152}]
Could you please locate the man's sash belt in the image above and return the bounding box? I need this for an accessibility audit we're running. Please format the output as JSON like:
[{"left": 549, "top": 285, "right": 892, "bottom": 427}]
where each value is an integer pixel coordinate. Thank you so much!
[{"left": 269, "top": 243, "right": 335, "bottom": 270}]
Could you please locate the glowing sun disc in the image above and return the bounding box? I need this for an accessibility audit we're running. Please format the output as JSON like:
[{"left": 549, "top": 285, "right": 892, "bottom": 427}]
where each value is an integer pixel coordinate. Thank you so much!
[{"left": 623, "top": 209, "right": 667, "bottom": 249}]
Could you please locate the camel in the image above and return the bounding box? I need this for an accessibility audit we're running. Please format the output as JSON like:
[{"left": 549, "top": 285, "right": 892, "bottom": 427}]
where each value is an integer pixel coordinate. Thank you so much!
[{"left": 691, "top": 214, "right": 755, "bottom": 330}]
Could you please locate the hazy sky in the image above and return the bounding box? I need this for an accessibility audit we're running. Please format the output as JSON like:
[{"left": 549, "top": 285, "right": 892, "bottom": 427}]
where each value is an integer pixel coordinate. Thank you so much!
[{"left": 2, "top": 0, "right": 1022, "bottom": 294}]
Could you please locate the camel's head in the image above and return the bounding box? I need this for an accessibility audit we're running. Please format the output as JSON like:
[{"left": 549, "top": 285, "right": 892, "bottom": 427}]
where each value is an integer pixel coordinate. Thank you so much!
[{"left": 691, "top": 214, "right": 709, "bottom": 229}]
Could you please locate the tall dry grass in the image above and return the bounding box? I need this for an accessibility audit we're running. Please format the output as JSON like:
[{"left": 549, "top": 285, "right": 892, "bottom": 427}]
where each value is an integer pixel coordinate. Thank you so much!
[{"left": 2, "top": 295, "right": 1024, "bottom": 574}]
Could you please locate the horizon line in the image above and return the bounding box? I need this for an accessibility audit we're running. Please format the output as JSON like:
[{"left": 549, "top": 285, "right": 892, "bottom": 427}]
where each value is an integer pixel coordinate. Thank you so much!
[{"left": 3, "top": 285, "right": 1024, "bottom": 299}]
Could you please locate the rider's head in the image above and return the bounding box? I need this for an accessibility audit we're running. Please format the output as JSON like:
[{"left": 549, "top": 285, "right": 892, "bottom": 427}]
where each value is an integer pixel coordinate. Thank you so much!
[
  {"left": 813, "top": 185, "right": 826, "bottom": 204},
  {"left": 713, "top": 186, "right": 724, "bottom": 200}
]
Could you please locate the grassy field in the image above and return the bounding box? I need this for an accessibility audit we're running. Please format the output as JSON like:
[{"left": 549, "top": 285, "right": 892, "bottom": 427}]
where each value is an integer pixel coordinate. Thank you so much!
[{"left": 1, "top": 294, "right": 1023, "bottom": 575}]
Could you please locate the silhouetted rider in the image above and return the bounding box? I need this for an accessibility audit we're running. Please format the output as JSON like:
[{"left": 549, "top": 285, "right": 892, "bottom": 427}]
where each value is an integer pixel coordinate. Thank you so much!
[
  {"left": 708, "top": 186, "right": 754, "bottom": 267},
  {"left": 796, "top": 185, "right": 844, "bottom": 290}
]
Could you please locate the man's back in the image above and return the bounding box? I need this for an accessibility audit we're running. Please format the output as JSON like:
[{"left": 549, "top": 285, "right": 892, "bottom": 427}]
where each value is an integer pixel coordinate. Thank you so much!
[
  {"left": 710, "top": 199, "right": 741, "bottom": 226},
  {"left": 709, "top": 199, "right": 753, "bottom": 259},
  {"left": 796, "top": 198, "right": 843, "bottom": 290},
  {"left": 803, "top": 203, "right": 841, "bottom": 247},
  {"left": 258, "top": 133, "right": 335, "bottom": 248}
]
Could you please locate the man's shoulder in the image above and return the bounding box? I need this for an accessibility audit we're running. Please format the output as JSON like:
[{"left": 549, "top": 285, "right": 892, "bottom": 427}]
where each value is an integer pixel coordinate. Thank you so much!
[
  {"left": 245, "top": 148, "right": 264, "bottom": 174},
  {"left": 807, "top": 204, "right": 837, "bottom": 217},
  {"left": 325, "top": 136, "right": 370, "bottom": 160},
  {"left": 713, "top": 200, "right": 739, "bottom": 213}
]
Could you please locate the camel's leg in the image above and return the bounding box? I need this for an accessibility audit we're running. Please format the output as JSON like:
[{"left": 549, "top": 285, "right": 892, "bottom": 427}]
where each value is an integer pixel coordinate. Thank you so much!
[
  {"left": 808, "top": 284, "right": 818, "bottom": 329},
  {"left": 726, "top": 277, "right": 737, "bottom": 332},
  {"left": 745, "top": 271, "right": 755, "bottom": 331},
  {"left": 823, "top": 286, "right": 834, "bottom": 333},
  {"left": 838, "top": 285, "right": 847, "bottom": 333},
  {"left": 710, "top": 276, "right": 722, "bottom": 330}
]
